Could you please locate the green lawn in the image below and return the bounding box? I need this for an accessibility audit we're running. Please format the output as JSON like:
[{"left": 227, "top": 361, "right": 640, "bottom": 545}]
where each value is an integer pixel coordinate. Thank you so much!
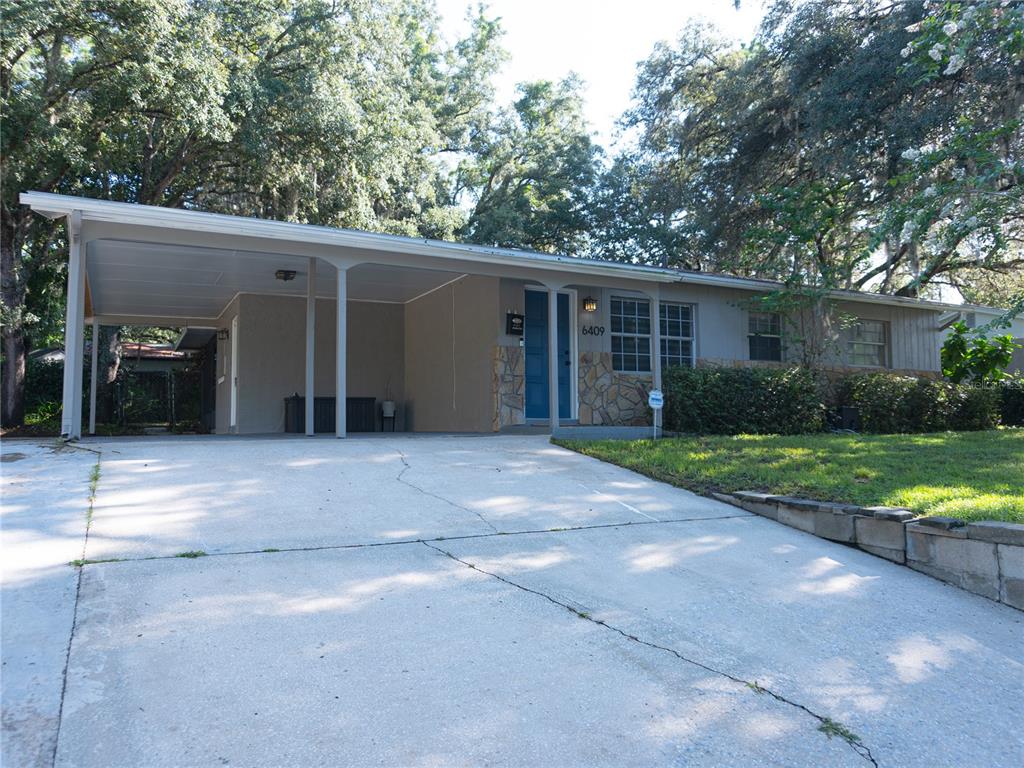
[{"left": 555, "top": 429, "right": 1024, "bottom": 523}]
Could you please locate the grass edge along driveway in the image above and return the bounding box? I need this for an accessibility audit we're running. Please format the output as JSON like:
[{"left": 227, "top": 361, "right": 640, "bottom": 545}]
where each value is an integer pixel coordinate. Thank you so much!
[{"left": 555, "top": 429, "right": 1024, "bottom": 524}]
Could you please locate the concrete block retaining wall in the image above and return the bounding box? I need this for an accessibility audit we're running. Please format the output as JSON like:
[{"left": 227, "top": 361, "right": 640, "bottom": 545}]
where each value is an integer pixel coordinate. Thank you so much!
[{"left": 721, "top": 492, "right": 1024, "bottom": 610}]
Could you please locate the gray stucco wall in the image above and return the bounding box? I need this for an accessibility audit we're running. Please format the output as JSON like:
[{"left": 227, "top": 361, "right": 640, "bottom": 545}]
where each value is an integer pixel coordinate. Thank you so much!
[
  {"left": 217, "top": 294, "right": 404, "bottom": 434},
  {"left": 404, "top": 275, "right": 498, "bottom": 432},
  {"left": 655, "top": 285, "right": 943, "bottom": 373},
  {"left": 214, "top": 276, "right": 950, "bottom": 435}
]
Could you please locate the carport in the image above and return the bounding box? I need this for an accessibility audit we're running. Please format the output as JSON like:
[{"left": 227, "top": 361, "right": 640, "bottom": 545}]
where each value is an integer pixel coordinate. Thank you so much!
[{"left": 21, "top": 192, "right": 676, "bottom": 440}]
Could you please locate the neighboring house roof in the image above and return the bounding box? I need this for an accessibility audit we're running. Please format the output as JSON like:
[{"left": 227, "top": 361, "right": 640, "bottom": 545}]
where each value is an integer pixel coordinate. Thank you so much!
[
  {"left": 29, "top": 348, "right": 66, "bottom": 363},
  {"left": 121, "top": 343, "right": 186, "bottom": 360},
  {"left": 19, "top": 190, "right": 1008, "bottom": 315}
]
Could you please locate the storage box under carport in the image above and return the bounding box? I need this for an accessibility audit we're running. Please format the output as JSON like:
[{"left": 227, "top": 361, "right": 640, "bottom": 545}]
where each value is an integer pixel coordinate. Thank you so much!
[{"left": 284, "top": 395, "right": 376, "bottom": 433}]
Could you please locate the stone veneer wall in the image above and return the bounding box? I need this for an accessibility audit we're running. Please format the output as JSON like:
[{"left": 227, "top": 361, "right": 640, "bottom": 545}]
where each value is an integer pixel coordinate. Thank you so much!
[
  {"left": 578, "top": 351, "right": 651, "bottom": 426},
  {"left": 492, "top": 345, "right": 525, "bottom": 430}
]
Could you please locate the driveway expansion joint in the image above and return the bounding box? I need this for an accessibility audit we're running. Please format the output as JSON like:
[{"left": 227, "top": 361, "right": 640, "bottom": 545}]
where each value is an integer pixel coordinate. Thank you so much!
[
  {"left": 53, "top": 447, "right": 103, "bottom": 768},
  {"left": 421, "top": 538, "right": 878, "bottom": 767},
  {"left": 65, "top": 514, "right": 752, "bottom": 568}
]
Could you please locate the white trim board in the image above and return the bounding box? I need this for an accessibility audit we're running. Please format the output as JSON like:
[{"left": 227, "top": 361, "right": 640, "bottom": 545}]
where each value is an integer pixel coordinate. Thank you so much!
[{"left": 22, "top": 191, "right": 1010, "bottom": 314}]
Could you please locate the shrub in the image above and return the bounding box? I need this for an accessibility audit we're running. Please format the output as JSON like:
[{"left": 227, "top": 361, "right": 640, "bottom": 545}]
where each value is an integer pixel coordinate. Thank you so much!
[
  {"left": 1000, "top": 375, "right": 1024, "bottom": 427},
  {"left": 945, "top": 383, "right": 1001, "bottom": 431},
  {"left": 25, "top": 358, "right": 64, "bottom": 413},
  {"left": 662, "top": 365, "right": 825, "bottom": 435},
  {"left": 941, "top": 320, "right": 1019, "bottom": 383},
  {"left": 846, "top": 372, "right": 1000, "bottom": 433}
]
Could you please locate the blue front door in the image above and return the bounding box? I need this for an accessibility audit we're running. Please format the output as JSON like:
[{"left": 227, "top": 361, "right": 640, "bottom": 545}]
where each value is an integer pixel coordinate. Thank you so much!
[{"left": 524, "top": 290, "right": 571, "bottom": 420}]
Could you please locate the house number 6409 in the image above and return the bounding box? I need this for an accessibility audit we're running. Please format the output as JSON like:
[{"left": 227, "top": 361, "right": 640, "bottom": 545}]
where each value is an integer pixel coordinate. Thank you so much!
[{"left": 582, "top": 325, "right": 605, "bottom": 336}]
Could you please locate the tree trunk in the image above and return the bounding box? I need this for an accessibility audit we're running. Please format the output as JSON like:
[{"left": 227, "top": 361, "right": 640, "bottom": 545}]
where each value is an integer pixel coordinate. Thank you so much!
[
  {"left": 1, "top": 209, "right": 29, "bottom": 427},
  {"left": 1, "top": 327, "right": 27, "bottom": 427},
  {"left": 104, "top": 326, "right": 121, "bottom": 384}
]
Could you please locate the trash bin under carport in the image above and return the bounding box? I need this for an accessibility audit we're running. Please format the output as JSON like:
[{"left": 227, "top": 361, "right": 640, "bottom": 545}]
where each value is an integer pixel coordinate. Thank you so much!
[{"left": 285, "top": 393, "right": 303, "bottom": 433}]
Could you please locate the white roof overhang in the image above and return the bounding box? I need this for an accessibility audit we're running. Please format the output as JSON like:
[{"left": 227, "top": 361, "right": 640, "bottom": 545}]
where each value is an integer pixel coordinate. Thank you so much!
[
  {"left": 20, "top": 191, "right": 993, "bottom": 321},
  {"left": 21, "top": 191, "right": 679, "bottom": 284}
]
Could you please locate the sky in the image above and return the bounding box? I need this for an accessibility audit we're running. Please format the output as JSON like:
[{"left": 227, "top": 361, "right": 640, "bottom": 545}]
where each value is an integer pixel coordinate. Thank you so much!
[{"left": 434, "top": 0, "right": 767, "bottom": 149}]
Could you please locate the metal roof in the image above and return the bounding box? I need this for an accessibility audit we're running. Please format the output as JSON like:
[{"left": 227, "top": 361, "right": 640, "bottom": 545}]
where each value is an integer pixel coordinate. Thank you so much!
[{"left": 20, "top": 191, "right": 992, "bottom": 313}]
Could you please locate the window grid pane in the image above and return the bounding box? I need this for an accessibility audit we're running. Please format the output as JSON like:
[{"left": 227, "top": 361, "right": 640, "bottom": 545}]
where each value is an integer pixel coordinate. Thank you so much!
[
  {"left": 749, "top": 335, "right": 782, "bottom": 362},
  {"left": 846, "top": 320, "right": 887, "bottom": 367},
  {"left": 611, "top": 296, "right": 652, "bottom": 373},
  {"left": 748, "top": 312, "right": 781, "bottom": 337},
  {"left": 659, "top": 302, "right": 694, "bottom": 370},
  {"left": 748, "top": 312, "right": 782, "bottom": 362}
]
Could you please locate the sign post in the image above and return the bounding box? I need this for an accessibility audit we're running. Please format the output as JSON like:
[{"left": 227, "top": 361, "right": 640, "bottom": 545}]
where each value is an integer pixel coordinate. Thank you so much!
[{"left": 648, "top": 389, "right": 664, "bottom": 441}]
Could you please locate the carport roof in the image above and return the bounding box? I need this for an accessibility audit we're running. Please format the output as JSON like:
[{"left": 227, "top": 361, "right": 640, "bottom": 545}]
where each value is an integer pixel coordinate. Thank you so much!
[
  {"left": 21, "top": 191, "right": 680, "bottom": 284},
  {"left": 21, "top": 191, "right": 987, "bottom": 316}
]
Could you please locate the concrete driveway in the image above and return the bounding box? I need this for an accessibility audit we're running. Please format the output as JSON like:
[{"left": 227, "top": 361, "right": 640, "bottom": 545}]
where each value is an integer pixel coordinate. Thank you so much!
[{"left": 2, "top": 435, "right": 1022, "bottom": 767}]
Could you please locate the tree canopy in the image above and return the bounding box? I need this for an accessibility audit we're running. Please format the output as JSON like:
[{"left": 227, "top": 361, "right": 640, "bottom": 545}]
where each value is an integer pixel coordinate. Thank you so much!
[
  {"left": 2, "top": 0, "right": 1022, "bottom": 426},
  {"left": 595, "top": 0, "right": 1023, "bottom": 299},
  {"left": 1, "top": 0, "right": 580, "bottom": 423}
]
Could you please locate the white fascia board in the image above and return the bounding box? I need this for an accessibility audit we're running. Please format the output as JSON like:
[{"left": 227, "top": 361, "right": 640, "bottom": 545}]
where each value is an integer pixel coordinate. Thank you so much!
[
  {"left": 20, "top": 190, "right": 1001, "bottom": 314},
  {"left": 20, "top": 191, "right": 677, "bottom": 284}
]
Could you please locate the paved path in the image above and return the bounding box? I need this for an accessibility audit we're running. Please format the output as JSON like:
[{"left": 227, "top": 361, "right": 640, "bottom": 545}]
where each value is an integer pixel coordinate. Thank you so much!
[{"left": 2, "top": 435, "right": 1021, "bottom": 767}]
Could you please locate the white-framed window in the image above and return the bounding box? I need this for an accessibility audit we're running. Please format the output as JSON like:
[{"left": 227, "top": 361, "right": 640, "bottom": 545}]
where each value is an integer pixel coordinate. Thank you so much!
[
  {"left": 660, "top": 302, "right": 694, "bottom": 369},
  {"left": 845, "top": 319, "right": 888, "bottom": 367},
  {"left": 748, "top": 312, "right": 782, "bottom": 361},
  {"left": 610, "top": 296, "right": 651, "bottom": 373}
]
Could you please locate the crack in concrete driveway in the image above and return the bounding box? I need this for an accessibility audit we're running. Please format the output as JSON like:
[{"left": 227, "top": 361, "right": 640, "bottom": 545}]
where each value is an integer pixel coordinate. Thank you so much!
[
  {"left": 395, "top": 447, "right": 499, "bottom": 533},
  {"left": 421, "top": 539, "right": 878, "bottom": 766}
]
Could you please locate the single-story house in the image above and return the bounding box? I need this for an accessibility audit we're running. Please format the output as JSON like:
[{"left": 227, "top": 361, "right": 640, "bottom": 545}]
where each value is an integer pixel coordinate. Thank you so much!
[{"left": 21, "top": 191, "right": 1021, "bottom": 439}]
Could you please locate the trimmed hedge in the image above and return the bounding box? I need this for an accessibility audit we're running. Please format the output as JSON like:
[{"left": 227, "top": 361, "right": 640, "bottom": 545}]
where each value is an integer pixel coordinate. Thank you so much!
[
  {"left": 1001, "top": 375, "right": 1024, "bottom": 427},
  {"left": 846, "top": 373, "right": 1000, "bottom": 433},
  {"left": 662, "top": 365, "right": 825, "bottom": 435},
  {"left": 661, "top": 366, "right": 1006, "bottom": 435}
]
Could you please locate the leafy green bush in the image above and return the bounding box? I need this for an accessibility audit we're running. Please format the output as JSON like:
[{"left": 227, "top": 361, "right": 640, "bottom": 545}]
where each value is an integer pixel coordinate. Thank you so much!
[
  {"left": 945, "top": 384, "right": 1001, "bottom": 431},
  {"left": 941, "top": 320, "right": 1019, "bottom": 383},
  {"left": 662, "top": 365, "right": 825, "bottom": 435},
  {"left": 847, "top": 373, "right": 1000, "bottom": 433},
  {"left": 662, "top": 367, "right": 1003, "bottom": 436},
  {"left": 25, "top": 358, "right": 64, "bottom": 413},
  {"left": 848, "top": 374, "right": 937, "bottom": 433},
  {"left": 1000, "top": 375, "right": 1024, "bottom": 427}
]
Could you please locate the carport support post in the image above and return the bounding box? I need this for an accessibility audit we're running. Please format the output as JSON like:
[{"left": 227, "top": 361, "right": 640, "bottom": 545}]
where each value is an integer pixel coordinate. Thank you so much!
[
  {"left": 335, "top": 265, "right": 347, "bottom": 438},
  {"left": 88, "top": 318, "right": 99, "bottom": 435},
  {"left": 547, "top": 286, "right": 560, "bottom": 435},
  {"left": 61, "top": 211, "right": 85, "bottom": 439},
  {"left": 305, "top": 257, "right": 316, "bottom": 436}
]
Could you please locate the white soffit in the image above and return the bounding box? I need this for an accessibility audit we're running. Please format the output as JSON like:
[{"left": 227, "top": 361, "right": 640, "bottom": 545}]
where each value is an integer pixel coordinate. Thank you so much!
[
  {"left": 87, "top": 239, "right": 467, "bottom": 318},
  {"left": 22, "top": 191, "right": 679, "bottom": 285},
  {"left": 22, "top": 191, "right": 990, "bottom": 314}
]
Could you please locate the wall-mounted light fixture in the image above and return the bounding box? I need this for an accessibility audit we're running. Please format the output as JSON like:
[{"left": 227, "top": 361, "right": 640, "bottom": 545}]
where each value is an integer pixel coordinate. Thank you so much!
[
  {"left": 582, "top": 296, "right": 598, "bottom": 313},
  {"left": 217, "top": 328, "right": 229, "bottom": 341},
  {"left": 275, "top": 269, "right": 297, "bottom": 282}
]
